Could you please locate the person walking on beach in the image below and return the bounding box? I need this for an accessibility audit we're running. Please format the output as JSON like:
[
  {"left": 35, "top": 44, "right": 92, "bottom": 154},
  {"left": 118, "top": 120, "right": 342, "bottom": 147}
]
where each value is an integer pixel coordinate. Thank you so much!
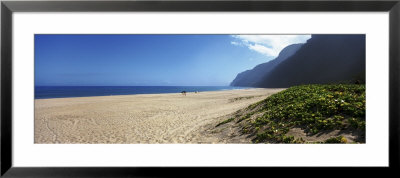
[{"left": 181, "top": 91, "right": 186, "bottom": 96}]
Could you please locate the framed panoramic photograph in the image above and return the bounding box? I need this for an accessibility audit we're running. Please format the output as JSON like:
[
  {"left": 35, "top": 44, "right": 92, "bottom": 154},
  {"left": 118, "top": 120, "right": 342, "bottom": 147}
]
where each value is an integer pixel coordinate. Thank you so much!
[{"left": 1, "top": 0, "right": 399, "bottom": 177}]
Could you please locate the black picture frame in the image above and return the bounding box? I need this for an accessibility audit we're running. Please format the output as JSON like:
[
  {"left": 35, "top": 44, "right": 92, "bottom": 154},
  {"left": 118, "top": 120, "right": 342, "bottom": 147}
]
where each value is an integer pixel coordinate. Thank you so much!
[{"left": 1, "top": 0, "right": 399, "bottom": 177}]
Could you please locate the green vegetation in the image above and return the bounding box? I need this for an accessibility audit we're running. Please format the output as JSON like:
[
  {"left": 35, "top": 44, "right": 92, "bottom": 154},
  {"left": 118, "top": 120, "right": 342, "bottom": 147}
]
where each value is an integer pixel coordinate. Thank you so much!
[
  {"left": 215, "top": 118, "right": 235, "bottom": 127},
  {"left": 325, "top": 136, "right": 348, "bottom": 143},
  {"left": 217, "top": 84, "right": 366, "bottom": 143}
]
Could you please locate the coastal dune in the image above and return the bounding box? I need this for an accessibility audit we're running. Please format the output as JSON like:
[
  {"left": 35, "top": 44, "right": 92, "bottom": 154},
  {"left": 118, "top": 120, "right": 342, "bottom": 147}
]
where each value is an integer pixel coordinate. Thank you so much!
[{"left": 34, "top": 88, "right": 284, "bottom": 144}]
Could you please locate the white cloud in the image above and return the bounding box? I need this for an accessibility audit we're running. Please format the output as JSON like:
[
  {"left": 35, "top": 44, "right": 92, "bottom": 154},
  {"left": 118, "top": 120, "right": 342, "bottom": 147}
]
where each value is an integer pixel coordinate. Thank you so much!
[
  {"left": 231, "top": 35, "right": 311, "bottom": 57},
  {"left": 230, "top": 41, "right": 240, "bottom": 46},
  {"left": 247, "top": 43, "right": 278, "bottom": 57}
]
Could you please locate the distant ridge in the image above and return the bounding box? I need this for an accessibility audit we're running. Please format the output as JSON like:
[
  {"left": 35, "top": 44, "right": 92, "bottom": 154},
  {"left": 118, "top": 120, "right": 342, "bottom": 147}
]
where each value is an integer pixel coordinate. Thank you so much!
[
  {"left": 230, "top": 43, "right": 303, "bottom": 87},
  {"left": 231, "top": 34, "right": 366, "bottom": 88}
]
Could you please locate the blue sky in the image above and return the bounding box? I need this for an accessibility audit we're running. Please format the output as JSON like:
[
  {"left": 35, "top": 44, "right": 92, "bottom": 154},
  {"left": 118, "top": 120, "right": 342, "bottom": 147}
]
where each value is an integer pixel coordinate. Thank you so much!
[{"left": 35, "top": 34, "right": 310, "bottom": 86}]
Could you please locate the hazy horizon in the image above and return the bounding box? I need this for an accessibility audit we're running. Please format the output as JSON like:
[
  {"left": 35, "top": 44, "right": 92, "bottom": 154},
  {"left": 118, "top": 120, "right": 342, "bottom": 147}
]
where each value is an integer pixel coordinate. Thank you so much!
[{"left": 35, "top": 34, "right": 311, "bottom": 86}]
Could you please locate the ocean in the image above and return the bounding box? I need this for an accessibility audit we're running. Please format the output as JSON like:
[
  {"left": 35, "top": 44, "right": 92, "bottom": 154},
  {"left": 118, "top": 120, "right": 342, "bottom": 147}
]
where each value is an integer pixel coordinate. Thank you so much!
[{"left": 35, "top": 86, "right": 249, "bottom": 99}]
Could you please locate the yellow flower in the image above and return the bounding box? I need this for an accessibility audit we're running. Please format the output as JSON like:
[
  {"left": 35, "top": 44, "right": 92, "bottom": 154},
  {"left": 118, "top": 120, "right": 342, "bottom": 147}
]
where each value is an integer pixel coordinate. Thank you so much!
[{"left": 340, "top": 137, "right": 348, "bottom": 143}]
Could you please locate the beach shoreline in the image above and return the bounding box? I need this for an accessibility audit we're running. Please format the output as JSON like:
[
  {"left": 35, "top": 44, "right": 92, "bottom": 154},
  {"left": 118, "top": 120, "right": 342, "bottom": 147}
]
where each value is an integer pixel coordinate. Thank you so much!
[
  {"left": 34, "top": 88, "right": 285, "bottom": 144},
  {"left": 34, "top": 86, "right": 252, "bottom": 99},
  {"left": 34, "top": 87, "right": 260, "bottom": 100}
]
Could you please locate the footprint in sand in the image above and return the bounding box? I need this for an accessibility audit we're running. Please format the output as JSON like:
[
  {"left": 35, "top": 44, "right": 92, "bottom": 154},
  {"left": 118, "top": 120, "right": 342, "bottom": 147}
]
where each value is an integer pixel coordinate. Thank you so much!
[
  {"left": 89, "top": 118, "right": 99, "bottom": 126},
  {"left": 72, "top": 120, "right": 79, "bottom": 130}
]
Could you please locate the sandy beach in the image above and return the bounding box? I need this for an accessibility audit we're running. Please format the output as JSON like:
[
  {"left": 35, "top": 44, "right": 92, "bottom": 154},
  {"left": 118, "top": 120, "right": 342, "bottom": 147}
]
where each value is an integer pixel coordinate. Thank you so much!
[{"left": 34, "top": 88, "right": 284, "bottom": 144}]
